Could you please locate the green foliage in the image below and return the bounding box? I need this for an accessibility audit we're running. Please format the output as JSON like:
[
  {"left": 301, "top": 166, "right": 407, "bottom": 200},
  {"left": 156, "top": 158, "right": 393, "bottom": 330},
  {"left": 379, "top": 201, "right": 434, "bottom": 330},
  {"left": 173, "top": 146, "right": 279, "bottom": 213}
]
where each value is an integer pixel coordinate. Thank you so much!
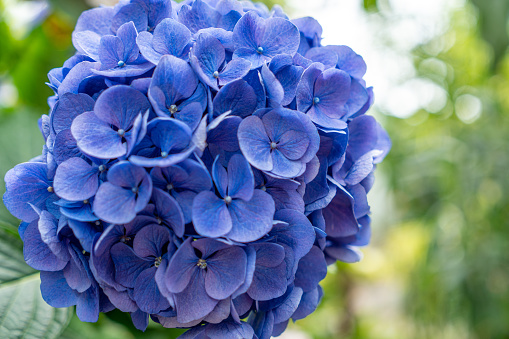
[{"left": 0, "top": 228, "right": 73, "bottom": 339}]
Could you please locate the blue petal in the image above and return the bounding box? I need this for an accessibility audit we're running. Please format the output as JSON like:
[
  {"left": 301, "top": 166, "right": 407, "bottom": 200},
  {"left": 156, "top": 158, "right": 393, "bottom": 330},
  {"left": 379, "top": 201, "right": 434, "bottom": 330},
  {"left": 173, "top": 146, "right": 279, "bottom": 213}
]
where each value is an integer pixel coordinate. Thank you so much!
[
  {"left": 40, "top": 270, "right": 78, "bottom": 307},
  {"left": 226, "top": 190, "right": 274, "bottom": 243},
  {"left": 63, "top": 244, "right": 92, "bottom": 293},
  {"left": 112, "top": 3, "right": 148, "bottom": 33},
  {"left": 53, "top": 130, "right": 83, "bottom": 165},
  {"left": 93, "top": 85, "right": 151, "bottom": 130},
  {"left": 51, "top": 93, "right": 94, "bottom": 134},
  {"left": 3, "top": 162, "right": 52, "bottom": 222},
  {"left": 190, "top": 33, "right": 225, "bottom": 90},
  {"left": 304, "top": 47, "right": 338, "bottom": 69},
  {"left": 226, "top": 154, "right": 254, "bottom": 201},
  {"left": 76, "top": 285, "right": 100, "bottom": 322},
  {"left": 148, "top": 55, "right": 198, "bottom": 115},
  {"left": 23, "top": 220, "right": 68, "bottom": 271},
  {"left": 192, "top": 191, "right": 232, "bottom": 238},
  {"left": 93, "top": 182, "right": 137, "bottom": 224},
  {"left": 68, "top": 220, "right": 100, "bottom": 252},
  {"left": 309, "top": 68, "right": 351, "bottom": 120},
  {"left": 237, "top": 116, "right": 272, "bottom": 171},
  {"left": 326, "top": 45, "right": 367, "bottom": 79},
  {"left": 218, "top": 58, "right": 251, "bottom": 86},
  {"left": 71, "top": 111, "right": 126, "bottom": 159},
  {"left": 53, "top": 157, "right": 99, "bottom": 201},
  {"left": 292, "top": 286, "right": 323, "bottom": 320},
  {"left": 38, "top": 211, "right": 69, "bottom": 261},
  {"left": 212, "top": 156, "right": 228, "bottom": 197}
]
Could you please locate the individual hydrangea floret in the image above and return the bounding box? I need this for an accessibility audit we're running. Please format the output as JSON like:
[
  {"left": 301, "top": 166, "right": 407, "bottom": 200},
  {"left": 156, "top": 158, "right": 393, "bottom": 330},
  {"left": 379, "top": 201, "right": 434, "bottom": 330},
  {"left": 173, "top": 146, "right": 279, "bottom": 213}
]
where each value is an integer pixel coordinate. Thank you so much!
[{"left": 2, "top": 0, "right": 391, "bottom": 338}]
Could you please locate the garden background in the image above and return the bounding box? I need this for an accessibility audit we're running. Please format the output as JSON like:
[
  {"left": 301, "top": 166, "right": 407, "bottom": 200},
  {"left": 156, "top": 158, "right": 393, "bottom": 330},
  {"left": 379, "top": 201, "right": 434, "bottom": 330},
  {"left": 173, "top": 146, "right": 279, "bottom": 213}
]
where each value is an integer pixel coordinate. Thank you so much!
[{"left": 1, "top": 0, "right": 508, "bottom": 338}]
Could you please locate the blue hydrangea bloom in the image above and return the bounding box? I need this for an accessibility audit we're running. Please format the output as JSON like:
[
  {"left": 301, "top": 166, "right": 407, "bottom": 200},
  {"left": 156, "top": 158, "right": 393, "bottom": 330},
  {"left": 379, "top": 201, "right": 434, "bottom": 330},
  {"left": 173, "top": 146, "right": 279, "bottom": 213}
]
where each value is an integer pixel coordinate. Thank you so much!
[{"left": 2, "top": 0, "right": 391, "bottom": 337}]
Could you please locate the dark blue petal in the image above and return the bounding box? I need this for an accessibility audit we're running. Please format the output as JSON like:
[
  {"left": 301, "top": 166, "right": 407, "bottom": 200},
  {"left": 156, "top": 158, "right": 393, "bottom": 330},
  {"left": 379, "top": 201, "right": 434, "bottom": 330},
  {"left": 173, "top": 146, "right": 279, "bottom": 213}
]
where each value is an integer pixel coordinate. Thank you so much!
[
  {"left": 63, "top": 245, "right": 92, "bottom": 293},
  {"left": 151, "top": 188, "right": 185, "bottom": 237},
  {"left": 294, "top": 246, "right": 327, "bottom": 292},
  {"left": 166, "top": 238, "right": 199, "bottom": 294},
  {"left": 292, "top": 286, "right": 323, "bottom": 320},
  {"left": 174, "top": 269, "right": 219, "bottom": 324},
  {"left": 272, "top": 286, "right": 303, "bottom": 323},
  {"left": 247, "top": 243, "right": 287, "bottom": 301},
  {"left": 134, "top": 266, "right": 170, "bottom": 314},
  {"left": 322, "top": 184, "right": 359, "bottom": 237},
  {"left": 133, "top": 224, "right": 170, "bottom": 259},
  {"left": 218, "top": 58, "right": 251, "bottom": 86},
  {"left": 111, "top": 242, "right": 152, "bottom": 288}
]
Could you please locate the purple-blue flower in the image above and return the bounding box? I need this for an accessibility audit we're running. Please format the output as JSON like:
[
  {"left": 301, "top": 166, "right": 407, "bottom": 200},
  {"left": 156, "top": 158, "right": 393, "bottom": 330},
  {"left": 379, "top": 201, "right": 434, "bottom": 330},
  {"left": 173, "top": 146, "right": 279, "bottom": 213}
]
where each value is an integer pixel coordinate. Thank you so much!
[
  {"left": 192, "top": 154, "right": 275, "bottom": 242},
  {"left": 238, "top": 107, "right": 320, "bottom": 178},
  {"left": 2, "top": 0, "right": 390, "bottom": 337}
]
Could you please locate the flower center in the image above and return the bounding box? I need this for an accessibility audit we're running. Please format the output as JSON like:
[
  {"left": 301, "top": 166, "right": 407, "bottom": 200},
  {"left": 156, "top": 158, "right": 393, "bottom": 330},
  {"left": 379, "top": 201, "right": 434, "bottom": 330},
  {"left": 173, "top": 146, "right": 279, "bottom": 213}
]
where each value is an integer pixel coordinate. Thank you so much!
[
  {"left": 154, "top": 256, "right": 162, "bottom": 267},
  {"left": 260, "top": 185, "right": 267, "bottom": 192},
  {"left": 213, "top": 71, "right": 219, "bottom": 78},
  {"left": 257, "top": 46, "right": 264, "bottom": 54},
  {"left": 95, "top": 220, "right": 101, "bottom": 226},
  {"left": 98, "top": 165, "right": 106, "bottom": 172},
  {"left": 270, "top": 142, "right": 278, "bottom": 150},
  {"left": 120, "top": 235, "right": 131, "bottom": 243},
  {"left": 167, "top": 183, "right": 174, "bottom": 191},
  {"left": 117, "top": 60, "right": 125, "bottom": 68},
  {"left": 161, "top": 151, "right": 168, "bottom": 158},
  {"left": 224, "top": 196, "right": 232, "bottom": 204},
  {"left": 169, "top": 104, "right": 178, "bottom": 114},
  {"left": 47, "top": 186, "right": 54, "bottom": 193},
  {"left": 83, "top": 199, "right": 89, "bottom": 204},
  {"left": 132, "top": 186, "right": 139, "bottom": 194},
  {"left": 156, "top": 217, "right": 162, "bottom": 225},
  {"left": 313, "top": 97, "right": 320, "bottom": 104},
  {"left": 117, "top": 129, "right": 125, "bottom": 137},
  {"left": 197, "top": 258, "right": 207, "bottom": 269}
]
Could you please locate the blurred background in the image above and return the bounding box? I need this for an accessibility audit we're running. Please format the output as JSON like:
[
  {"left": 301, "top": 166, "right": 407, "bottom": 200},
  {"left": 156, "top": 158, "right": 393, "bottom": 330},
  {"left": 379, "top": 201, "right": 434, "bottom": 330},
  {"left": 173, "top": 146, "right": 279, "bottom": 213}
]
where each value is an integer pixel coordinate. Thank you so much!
[{"left": 1, "top": 0, "right": 508, "bottom": 338}]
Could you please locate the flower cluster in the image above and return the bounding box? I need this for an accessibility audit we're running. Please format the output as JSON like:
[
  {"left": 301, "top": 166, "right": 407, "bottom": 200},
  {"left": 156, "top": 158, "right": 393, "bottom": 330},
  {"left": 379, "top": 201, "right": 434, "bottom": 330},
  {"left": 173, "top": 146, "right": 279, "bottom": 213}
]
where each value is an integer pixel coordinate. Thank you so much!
[{"left": 3, "top": 0, "right": 390, "bottom": 337}]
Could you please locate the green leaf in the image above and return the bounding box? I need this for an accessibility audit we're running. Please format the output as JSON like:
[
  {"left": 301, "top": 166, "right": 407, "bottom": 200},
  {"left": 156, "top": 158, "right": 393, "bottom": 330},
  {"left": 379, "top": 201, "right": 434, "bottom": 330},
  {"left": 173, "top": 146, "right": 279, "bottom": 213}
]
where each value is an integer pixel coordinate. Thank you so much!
[
  {"left": 0, "top": 230, "right": 73, "bottom": 339},
  {"left": 0, "top": 108, "right": 45, "bottom": 227}
]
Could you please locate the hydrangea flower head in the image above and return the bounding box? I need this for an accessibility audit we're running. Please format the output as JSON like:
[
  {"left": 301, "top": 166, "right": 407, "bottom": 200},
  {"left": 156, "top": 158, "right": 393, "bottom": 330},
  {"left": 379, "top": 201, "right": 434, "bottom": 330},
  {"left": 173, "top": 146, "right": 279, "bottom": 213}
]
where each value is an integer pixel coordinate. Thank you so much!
[{"left": 3, "top": 0, "right": 391, "bottom": 337}]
